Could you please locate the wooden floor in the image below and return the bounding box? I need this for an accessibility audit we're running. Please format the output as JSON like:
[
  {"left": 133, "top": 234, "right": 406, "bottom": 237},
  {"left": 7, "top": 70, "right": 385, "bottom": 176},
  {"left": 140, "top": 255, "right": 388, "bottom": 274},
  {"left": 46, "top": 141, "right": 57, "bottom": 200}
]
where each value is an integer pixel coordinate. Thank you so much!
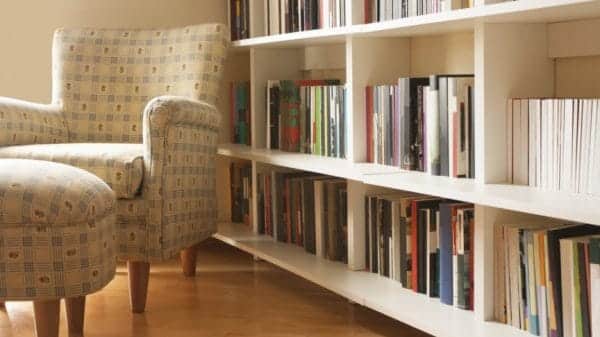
[{"left": 0, "top": 239, "right": 431, "bottom": 337}]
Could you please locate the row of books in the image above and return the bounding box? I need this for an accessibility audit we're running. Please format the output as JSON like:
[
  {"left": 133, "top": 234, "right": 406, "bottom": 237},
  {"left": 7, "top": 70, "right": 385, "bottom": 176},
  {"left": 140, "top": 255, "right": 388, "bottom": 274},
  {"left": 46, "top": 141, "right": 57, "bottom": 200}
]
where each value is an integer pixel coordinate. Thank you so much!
[
  {"left": 364, "top": 0, "right": 473, "bottom": 23},
  {"left": 256, "top": 171, "right": 348, "bottom": 263},
  {"left": 267, "top": 79, "right": 347, "bottom": 158},
  {"left": 230, "top": 82, "right": 251, "bottom": 145},
  {"left": 508, "top": 98, "right": 600, "bottom": 196},
  {"left": 230, "top": 162, "right": 252, "bottom": 226},
  {"left": 366, "top": 75, "right": 475, "bottom": 178},
  {"left": 365, "top": 193, "right": 474, "bottom": 310},
  {"left": 266, "top": 0, "right": 347, "bottom": 36},
  {"left": 494, "top": 223, "right": 600, "bottom": 337},
  {"left": 229, "top": 0, "right": 250, "bottom": 41}
]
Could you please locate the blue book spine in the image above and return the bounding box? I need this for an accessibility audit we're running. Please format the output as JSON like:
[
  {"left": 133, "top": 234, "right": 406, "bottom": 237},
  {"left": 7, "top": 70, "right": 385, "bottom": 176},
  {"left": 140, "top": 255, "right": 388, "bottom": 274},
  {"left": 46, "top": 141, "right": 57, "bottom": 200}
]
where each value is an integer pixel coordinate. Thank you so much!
[{"left": 439, "top": 203, "right": 453, "bottom": 306}]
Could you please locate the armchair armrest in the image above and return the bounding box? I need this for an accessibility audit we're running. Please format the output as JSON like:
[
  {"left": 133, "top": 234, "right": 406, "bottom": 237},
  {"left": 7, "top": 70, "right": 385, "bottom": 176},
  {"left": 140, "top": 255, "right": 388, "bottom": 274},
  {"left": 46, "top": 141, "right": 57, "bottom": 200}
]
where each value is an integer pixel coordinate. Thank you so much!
[
  {"left": 0, "top": 97, "right": 68, "bottom": 146},
  {"left": 141, "top": 96, "right": 222, "bottom": 260}
]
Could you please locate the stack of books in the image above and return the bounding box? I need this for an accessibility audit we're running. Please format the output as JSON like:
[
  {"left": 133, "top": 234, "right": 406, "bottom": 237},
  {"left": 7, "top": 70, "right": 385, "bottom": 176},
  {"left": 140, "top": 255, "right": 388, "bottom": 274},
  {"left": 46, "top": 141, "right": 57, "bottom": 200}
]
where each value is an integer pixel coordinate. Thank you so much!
[
  {"left": 256, "top": 171, "right": 348, "bottom": 263},
  {"left": 267, "top": 79, "right": 347, "bottom": 158},
  {"left": 230, "top": 81, "right": 251, "bottom": 145},
  {"left": 229, "top": 0, "right": 250, "bottom": 41},
  {"left": 507, "top": 98, "right": 600, "bottom": 196},
  {"left": 494, "top": 223, "right": 600, "bottom": 337},
  {"left": 366, "top": 75, "right": 474, "bottom": 178},
  {"left": 265, "top": 0, "right": 346, "bottom": 36},
  {"left": 364, "top": 0, "right": 473, "bottom": 23},
  {"left": 230, "top": 162, "right": 252, "bottom": 226},
  {"left": 365, "top": 193, "right": 475, "bottom": 310}
]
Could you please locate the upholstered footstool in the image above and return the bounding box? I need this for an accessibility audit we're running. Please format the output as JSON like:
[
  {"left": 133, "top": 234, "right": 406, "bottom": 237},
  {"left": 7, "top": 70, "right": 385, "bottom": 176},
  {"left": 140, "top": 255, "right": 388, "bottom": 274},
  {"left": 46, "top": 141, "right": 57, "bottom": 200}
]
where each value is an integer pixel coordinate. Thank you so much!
[{"left": 0, "top": 159, "right": 117, "bottom": 337}]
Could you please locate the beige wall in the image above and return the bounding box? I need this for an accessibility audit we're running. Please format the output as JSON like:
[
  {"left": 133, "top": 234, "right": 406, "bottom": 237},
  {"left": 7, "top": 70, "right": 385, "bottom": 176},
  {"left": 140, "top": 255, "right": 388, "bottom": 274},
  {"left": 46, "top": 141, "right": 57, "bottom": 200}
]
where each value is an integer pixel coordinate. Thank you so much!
[
  {"left": 0, "top": 0, "right": 252, "bottom": 222},
  {"left": 0, "top": 0, "right": 228, "bottom": 102}
]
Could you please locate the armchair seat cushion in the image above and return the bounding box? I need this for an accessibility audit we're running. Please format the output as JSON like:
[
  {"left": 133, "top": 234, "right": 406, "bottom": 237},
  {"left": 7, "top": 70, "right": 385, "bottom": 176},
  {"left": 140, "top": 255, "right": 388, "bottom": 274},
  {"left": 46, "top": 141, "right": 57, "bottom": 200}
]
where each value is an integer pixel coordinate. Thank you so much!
[{"left": 0, "top": 143, "right": 144, "bottom": 199}]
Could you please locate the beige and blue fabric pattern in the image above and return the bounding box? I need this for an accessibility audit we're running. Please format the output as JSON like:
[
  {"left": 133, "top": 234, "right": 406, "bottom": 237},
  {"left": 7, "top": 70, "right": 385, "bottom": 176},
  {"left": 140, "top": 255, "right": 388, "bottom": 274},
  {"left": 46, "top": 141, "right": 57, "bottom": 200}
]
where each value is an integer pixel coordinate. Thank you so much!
[
  {"left": 0, "top": 159, "right": 117, "bottom": 301},
  {"left": 0, "top": 143, "right": 143, "bottom": 199},
  {"left": 0, "top": 23, "right": 229, "bottom": 262}
]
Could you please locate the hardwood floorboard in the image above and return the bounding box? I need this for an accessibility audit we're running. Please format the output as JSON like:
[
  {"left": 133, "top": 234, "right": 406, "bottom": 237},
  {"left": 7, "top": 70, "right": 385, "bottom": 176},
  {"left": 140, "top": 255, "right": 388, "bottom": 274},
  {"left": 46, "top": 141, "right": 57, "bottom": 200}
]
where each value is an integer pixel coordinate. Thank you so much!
[{"left": 0, "top": 239, "right": 431, "bottom": 337}]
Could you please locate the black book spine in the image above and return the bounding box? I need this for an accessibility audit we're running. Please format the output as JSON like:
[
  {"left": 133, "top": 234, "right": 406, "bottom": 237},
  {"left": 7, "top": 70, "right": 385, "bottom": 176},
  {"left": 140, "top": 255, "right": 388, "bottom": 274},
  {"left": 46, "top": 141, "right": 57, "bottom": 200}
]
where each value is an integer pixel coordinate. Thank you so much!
[
  {"left": 439, "top": 77, "right": 449, "bottom": 176},
  {"left": 417, "top": 209, "right": 427, "bottom": 293},
  {"left": 365, "top": 197, "right": 371, "bottom": 270},
  {"left": 382, "top": 200, "right": 390, "bottom": 277},
  {"left": 270, "top": 86, "right": 280, "bottom": 149},
  {"left": 578, "top": 242, "right": 592, "bottom": 337},
  {"left": 468, "top": 85, "right": 475, "bottom": 178},
  {"left": 370, "top": 197, "right": 378, "bottom": 273}
]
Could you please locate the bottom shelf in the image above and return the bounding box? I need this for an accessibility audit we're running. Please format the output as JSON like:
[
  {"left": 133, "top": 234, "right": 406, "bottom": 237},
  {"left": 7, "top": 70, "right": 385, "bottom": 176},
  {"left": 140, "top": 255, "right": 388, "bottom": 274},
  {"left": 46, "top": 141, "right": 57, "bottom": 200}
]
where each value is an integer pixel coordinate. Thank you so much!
[{"left": 213, "top": 222, "right": 531, "bottom": 337}]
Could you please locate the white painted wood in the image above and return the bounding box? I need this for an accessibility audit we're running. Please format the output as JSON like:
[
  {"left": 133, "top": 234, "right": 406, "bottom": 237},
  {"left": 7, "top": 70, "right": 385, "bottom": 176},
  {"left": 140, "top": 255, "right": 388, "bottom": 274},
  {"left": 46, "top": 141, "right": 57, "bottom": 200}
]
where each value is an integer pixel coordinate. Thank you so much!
[
  {"left": 219, "top": 144, "right": 600, "bottom": 226},
  {"left": 346, "top": 37, "right": 410, "bottom": 163},
  {"left": 475, "top": 23, "right": 554, "bottom": 184},
  {"left": 303, "top": 44, "right": 346, "bottom": 71},
  {"left": 548, "top": 18, "right": 600, "bottom": 58},
  {"left": 214, "top": 222, "right": 534, "bottom": 337},
  {"left": 409, "top": 32, "right": 474, "bottom": 76},
  {"left": 250, "top": 48, "right": 303, "bottom": 148},
  {"left": 231, "top": 0, "right": 600, "bottom": 49}
]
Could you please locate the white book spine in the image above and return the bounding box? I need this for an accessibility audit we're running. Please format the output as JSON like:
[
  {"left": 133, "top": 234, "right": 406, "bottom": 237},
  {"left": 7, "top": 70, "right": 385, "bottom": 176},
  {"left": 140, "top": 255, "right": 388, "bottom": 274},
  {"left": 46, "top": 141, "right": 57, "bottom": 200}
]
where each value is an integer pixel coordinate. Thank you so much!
[{"left": 507, "top": 99, "right": 513, "bottom": 183}]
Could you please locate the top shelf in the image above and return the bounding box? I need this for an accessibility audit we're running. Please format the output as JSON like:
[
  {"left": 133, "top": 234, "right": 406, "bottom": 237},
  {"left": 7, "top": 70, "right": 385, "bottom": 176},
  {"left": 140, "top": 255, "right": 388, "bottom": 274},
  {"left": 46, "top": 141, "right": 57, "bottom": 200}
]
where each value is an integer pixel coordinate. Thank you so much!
[{"left": 232, "top": 0, "right": 600, "bottom": 49}]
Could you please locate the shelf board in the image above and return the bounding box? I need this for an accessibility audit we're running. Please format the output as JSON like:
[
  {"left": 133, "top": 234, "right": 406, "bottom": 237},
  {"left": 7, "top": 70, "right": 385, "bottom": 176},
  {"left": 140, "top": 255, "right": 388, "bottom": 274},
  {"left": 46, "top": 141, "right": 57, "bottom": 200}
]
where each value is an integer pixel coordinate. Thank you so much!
[
  {"left": 362, "top": 171, "right": 600, "bottom": 226},
  {"left": 230, "top": 0, "right": 600, "bottom": 48},
  {"left": 218, "top": 143, "right": 362, "bottom": 180},
  {"left": 218, "top": 144, "right": 600, "bottom": 226},
  {"left": 232, "top": 26, "right": 351, "bottom": 49},
  {"left": 214, "top": 222, "right": 533, "bottom": 337}
]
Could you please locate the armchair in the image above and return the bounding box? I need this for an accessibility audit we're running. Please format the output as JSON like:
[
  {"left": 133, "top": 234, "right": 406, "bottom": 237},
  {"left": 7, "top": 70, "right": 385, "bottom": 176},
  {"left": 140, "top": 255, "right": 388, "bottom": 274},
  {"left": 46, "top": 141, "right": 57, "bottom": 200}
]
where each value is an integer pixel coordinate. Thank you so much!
[{"left": 0, "top": 24, "right": 229, "bottom": 313}]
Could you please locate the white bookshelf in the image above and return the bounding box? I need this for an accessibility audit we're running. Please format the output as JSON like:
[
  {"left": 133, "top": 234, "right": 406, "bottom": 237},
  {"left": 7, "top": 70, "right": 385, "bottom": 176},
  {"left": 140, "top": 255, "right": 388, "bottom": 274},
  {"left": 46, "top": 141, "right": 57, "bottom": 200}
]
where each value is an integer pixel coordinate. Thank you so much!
[{"left": 218, "top": 1, "right": 600, "bottom": 336}]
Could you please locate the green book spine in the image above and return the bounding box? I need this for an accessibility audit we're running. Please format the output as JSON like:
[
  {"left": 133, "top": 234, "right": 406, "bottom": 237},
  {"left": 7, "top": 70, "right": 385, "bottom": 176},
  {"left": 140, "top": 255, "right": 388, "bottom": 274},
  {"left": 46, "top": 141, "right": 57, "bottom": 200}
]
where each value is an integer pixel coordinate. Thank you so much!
[
  {"left": 314, "top": 87, "right": 322, "bottom": 155},
  {"left": 574, "top": 242, "right": 583, "bottom": 337}
]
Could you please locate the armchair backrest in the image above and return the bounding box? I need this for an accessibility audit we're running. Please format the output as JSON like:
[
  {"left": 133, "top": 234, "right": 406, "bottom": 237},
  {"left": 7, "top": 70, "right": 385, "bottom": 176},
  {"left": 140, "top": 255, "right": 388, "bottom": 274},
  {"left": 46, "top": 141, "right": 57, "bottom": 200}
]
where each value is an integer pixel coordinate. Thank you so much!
[{"left": 52, "top": 23, "right": 229, "bottom": 143}]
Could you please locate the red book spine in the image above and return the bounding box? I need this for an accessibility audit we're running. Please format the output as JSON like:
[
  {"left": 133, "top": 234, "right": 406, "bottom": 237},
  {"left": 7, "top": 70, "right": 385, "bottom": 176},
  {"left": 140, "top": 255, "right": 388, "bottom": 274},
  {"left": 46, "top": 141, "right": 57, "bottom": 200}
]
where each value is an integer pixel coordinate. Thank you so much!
[
  {"left": 411, "top": 200, "right": 419, "bottom": 293},
  {"left": 285, "top": 179, "right": 292, "bottom": 243},
  {"left": 296, "top": 193, "right": 303, "bottom": 246},
  {"left": 453, "top": 110, "right": 458, "bottom": 177},
  {"left": 364, "top": 0, "right": 371, "bottom": 23},
  {"left": 366, "top": 86, "right": 373, "bottom": 163}
]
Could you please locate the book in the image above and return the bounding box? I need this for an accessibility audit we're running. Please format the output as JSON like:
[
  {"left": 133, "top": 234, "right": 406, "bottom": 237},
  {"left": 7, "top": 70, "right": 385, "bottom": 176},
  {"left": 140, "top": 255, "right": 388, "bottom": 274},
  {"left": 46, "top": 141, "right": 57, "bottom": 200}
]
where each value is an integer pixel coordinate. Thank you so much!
[
  {"left": 266, "top": 0, "right": 345, "bottom": 35},
  {"left": 230, "top": 81, "right": 251, "bottom": 145}
]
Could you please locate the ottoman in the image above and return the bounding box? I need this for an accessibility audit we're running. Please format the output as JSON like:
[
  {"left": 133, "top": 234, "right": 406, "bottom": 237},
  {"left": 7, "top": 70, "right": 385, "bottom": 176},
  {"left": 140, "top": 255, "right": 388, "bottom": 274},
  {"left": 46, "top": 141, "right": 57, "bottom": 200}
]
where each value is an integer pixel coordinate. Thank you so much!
[{"left": 0, "top": 159, "right": 117, "bottom": 337}]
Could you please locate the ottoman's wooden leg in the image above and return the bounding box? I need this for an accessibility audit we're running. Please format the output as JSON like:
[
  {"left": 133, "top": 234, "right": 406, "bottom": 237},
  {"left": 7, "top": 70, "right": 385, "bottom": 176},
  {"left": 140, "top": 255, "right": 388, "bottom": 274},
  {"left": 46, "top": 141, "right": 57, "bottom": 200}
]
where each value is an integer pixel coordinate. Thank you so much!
[
  {"left": 65, "top": 296, "right": 86, "bottom": 334},
  {"left": 33, "top": 300, "right": 60, "bottom": 337},
  {"left": 180, "top": 244, "right": 199, "bottom": 277},
  {"left": 128, "top": 261, "right": 150, "bottom": 314}
]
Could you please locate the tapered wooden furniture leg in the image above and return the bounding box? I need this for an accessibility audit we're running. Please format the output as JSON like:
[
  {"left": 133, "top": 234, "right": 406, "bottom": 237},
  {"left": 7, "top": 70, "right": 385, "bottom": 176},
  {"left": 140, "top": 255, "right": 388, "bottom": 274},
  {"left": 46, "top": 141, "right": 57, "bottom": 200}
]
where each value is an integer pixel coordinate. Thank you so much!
[
  {"left": 180, "top": 244, "right": 199, "bottom": 277},
  {"left": 0, "top": 301, "right": 5, "bottom": 308},
  {"left": 33, "top": 300, "right": 60, "bottom": 337},
  {"left": 65, "top": 296, "right": 86, "bottom": 334},
  {"left": 128, "top": 261, "right": 150, "bottom": 313}
]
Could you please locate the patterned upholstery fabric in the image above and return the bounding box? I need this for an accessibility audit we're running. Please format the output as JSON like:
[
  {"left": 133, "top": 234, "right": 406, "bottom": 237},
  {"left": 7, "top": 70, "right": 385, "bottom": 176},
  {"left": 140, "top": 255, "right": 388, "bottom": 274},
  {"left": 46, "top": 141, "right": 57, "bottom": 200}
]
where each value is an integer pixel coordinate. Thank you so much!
[
  {"left": 0, "top": 159, "right": 117, "bottom": 301},
  {"left": 0, "top": 23, "right": 229, "bottom": 262},
  {"left": 52, "top": 24, "right": 228, "bottom": 143},
  {"left": 143, "top": 96, "right": 220, "bottom": 259},
  {"left": 0, "top": 97, "right": 68, "bottom": 146},
  {"left": 0, "top": 143, "right": 144, "bottom": 199}
]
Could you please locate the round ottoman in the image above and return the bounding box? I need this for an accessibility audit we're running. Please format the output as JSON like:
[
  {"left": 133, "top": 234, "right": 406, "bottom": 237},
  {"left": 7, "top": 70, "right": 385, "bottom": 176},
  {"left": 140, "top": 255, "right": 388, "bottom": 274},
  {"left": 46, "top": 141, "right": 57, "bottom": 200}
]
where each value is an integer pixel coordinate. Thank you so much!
[{"left": 0, "top": 159, "right": 117, "bottom": 337}]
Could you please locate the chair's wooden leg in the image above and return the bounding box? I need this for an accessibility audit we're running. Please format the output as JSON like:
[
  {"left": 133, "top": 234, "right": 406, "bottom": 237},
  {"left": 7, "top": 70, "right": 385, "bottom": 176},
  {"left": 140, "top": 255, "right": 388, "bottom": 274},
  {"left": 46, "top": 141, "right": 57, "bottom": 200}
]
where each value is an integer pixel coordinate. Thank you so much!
[
  {"left": 127, "top": 261, "right": 150, "bottom": 314},
  {"left": 65, "top": 296, "right": 86, "bottom": 334},
  {"left": 0, "top": 301, "right": 5, "bottom": 308},
  {"left": 180, "top": 244, "right": 199, "bottom": 277},
  {"left": 33, "top": 300, "right": 60, "bottom": 337}
]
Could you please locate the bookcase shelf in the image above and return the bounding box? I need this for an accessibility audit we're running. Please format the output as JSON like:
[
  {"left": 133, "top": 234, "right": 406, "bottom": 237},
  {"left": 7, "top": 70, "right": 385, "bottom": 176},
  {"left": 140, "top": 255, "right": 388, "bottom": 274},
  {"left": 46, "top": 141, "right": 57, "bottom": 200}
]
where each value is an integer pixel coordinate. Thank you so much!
[
  {"left": 219, "top": 143, "right": 600, "bottom": 226},
  {"left": 230, "top": 0, "right": 600, "bottom": 49},
  {"left": 219, "top": 1, "right": 600, "bottom": 336},
  {"left": 214, "top": 222, "right": 532, "bottom": 337}
]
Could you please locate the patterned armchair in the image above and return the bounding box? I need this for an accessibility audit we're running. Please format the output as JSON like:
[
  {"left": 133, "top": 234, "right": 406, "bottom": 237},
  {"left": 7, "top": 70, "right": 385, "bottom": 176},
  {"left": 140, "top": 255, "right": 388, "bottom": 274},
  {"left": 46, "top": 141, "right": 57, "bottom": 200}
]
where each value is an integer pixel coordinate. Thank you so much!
[{"left": 0, "top": 24, "right": 229, "bottom": 313}]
